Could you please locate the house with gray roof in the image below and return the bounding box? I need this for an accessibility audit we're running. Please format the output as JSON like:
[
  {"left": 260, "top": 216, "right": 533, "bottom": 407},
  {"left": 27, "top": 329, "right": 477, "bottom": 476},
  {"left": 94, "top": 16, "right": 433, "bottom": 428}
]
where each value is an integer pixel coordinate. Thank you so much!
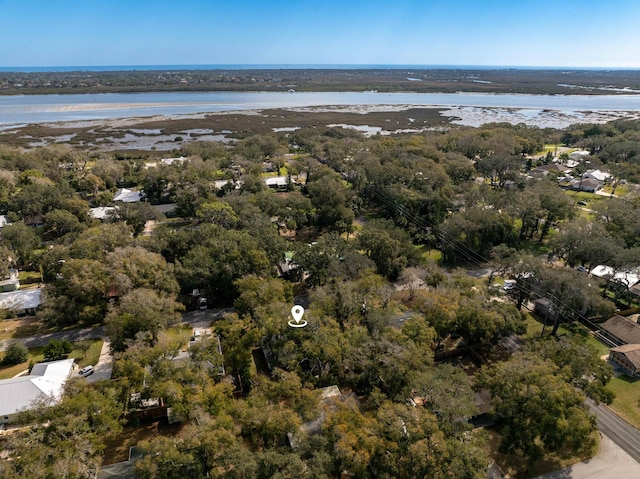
[
  {"left": 598, "top": 315, "right": 640, "bottom": 346},
  {"left": 570, "top": 177, "right": 602, "bottom": 192},
  {"left": 0, "top": 358, "right": 74, "bottom": 424},
  {"left": 609, "top": 344, "right": 640, "bottom": 377}
]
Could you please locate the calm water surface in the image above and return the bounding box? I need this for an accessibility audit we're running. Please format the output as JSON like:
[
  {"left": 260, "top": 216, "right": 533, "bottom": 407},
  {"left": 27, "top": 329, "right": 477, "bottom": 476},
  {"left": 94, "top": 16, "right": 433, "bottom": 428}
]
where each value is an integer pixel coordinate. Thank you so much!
[{"left": 2, "top": 91, "right": 640, "bottom": 125}]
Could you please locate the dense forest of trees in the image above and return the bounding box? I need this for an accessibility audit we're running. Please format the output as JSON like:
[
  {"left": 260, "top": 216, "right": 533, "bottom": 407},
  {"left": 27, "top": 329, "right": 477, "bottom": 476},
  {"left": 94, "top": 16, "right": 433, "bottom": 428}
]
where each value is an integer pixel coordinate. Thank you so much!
[{"left": 1, "top": 117, "right": 640, "bottom": 477}]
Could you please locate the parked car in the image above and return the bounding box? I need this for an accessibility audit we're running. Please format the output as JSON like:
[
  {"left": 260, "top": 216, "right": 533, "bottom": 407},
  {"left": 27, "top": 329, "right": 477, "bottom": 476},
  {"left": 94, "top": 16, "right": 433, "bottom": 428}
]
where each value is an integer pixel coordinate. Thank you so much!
[
  {"left": 78, "top": 365, "right": 94, "bottom": 377},
  {"left": 198, "top": 297, "right": 208, "bottom": 310},
  {"left": 576, "top": 265, "right": 588, "bottom": 273},
  {"left": 502, "top": 280, "right": 517, "bottom": 292}
]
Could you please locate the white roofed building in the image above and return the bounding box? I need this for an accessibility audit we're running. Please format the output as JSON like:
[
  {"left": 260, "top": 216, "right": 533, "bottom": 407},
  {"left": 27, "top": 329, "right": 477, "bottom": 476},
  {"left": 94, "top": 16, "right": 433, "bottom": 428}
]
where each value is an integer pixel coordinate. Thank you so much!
[
  {"left": 583, "top": 169, "right": 611, "bottom": 182},
  {"left": 89, "top": 206, "right": 117, "bottom": 220},
  {"left": 591, "top": 265, "right": 640, "bottom": 289},
  {"left": 0, "top": 288, "right": 42, "bottom": 314},
  {"left": 160, "top": 156, "right": 187, "bottom": 166},
  {"left": 569, "top": 150, "right": 591, "bottom": 160},
  {"left": 0, "top": 358, "right": 74, "bottom": 424},
  {"left": 113, "top": 188, "right": 144, "bottom": 203},
  {"left": 264, "top": 176, "right": 289, "bottom": 189}
]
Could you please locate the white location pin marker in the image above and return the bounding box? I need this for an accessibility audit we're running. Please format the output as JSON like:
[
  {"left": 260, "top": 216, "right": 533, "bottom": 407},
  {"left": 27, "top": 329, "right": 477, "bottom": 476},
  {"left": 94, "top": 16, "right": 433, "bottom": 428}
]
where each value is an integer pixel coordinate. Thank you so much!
[{"left": 288, "top": 305, "right": 307, "bottom": 328}]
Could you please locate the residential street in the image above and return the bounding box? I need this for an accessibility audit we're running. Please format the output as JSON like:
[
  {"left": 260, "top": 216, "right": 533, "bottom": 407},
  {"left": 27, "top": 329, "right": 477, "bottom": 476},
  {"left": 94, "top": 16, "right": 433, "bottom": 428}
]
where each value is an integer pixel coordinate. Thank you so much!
[
  {"left": 587, "top": 400, "right": 640, "bottom": 464},
  {"left": 534, "top": 401, "right": 640, "bottom": 479},
  {"left": 182, "top": 307, "right": 234, "bottom": 329},
  {"left": 0, "top": 325, "right": 106, "bottom": 352}
]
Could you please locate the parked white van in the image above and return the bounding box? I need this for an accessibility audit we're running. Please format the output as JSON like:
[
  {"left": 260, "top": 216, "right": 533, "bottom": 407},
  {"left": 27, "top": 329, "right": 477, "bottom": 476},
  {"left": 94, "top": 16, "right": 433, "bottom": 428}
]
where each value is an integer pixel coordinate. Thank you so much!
[{"left": 78, "top": 366, "right": 94, "bottom": 377}]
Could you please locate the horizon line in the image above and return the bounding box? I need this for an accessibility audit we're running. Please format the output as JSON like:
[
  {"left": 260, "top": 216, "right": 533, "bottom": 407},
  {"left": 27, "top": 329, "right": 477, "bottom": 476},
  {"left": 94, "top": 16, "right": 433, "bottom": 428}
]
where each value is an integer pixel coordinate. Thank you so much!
[{"left": 2, "top": 63, "right": 640, "bottom": 72}]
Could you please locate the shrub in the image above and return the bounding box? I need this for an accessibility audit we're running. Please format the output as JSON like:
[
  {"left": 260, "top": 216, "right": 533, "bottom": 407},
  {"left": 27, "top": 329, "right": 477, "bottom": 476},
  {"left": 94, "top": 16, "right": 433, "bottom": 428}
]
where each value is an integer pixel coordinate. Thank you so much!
[
  {"left": 43, "top": 339, "right": 74, "bottom": 361},
  {"left": 2, "top": 341, "right": 29, "bottom": 365}
]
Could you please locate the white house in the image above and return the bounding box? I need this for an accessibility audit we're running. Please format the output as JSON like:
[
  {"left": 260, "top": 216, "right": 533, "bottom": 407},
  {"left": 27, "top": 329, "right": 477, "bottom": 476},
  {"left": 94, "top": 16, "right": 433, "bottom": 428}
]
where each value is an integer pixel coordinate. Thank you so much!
[
  {"left": 264, "top": 176, "right": 288, "bottom": 189},
  {"left": 0, "top": 288, "right": 42, "bottom": 314},
  {"left": 113, "top": 188, "right": 144, "bottom": 203},
  {"left": 583, "top": 169, "right": 611, "bottom": 182},
  {"left": 569, "top": 150, "right": 590, "bottom": 161},
  {"left": 89, "top": 206, "right": 117, "bottom": 220},
  {"left": 213, "top": 179, "right": 241, "bottom": 190},
  {"left": 591, "top": 265, "right": 640, "bottom": 289},
  {"left": 160, "top": 156, "right": 187, "bottom": 166},
  {"left": 0, "top": 358, "right": 74, "bottom": 424}
]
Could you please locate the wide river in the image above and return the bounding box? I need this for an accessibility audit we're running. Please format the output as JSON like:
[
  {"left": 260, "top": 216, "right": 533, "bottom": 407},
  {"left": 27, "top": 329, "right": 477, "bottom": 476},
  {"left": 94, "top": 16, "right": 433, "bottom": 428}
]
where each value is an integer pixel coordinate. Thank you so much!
[{"left": 2, "top": 91, "right": 640, "bottom": 126}]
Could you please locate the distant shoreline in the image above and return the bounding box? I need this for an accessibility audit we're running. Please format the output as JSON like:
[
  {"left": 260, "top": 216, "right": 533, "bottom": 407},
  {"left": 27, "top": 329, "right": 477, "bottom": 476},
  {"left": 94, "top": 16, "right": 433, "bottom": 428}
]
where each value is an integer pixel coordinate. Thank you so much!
[
  {"left": 2, "top": 68, "right": 640, "bottom": 97},
  {"left": 3, "top": 64, "right": 640, "bottom": 73}
]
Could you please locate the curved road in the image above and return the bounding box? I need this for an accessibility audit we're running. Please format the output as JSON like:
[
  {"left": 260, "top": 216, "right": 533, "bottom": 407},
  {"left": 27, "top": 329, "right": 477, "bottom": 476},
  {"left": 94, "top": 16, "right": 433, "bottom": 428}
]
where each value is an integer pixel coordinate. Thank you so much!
[
  {"left": 535, "top": 433, "right": 640, "bottom": 479},
  {"left": 587, "top": 399, "right": 640, "bottom": 464}
]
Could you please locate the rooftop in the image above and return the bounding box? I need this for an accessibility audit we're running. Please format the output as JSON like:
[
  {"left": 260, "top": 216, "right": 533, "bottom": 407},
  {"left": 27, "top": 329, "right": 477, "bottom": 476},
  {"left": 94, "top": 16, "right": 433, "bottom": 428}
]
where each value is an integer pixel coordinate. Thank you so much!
[
  {"left": 610, "top": 344, "right": 640, "bottom": 369},
  {"left": 0, "top": 358, "right": 74, "bottom": 418},
  {"left": 600, "top": 315, "right": 640, "bottom": 345},
  {"left": 0, "top": 288, "right": 42, "bottom": 311},
  {"left": 113, "top": 188, "right": 144, "bottom": 203}
]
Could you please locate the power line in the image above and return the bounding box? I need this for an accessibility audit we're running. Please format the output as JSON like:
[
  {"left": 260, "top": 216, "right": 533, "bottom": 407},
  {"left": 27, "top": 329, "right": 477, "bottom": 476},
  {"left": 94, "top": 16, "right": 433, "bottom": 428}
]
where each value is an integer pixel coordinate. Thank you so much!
[{"left": 367, "top": 184, "right": 613, "bottom": 336}]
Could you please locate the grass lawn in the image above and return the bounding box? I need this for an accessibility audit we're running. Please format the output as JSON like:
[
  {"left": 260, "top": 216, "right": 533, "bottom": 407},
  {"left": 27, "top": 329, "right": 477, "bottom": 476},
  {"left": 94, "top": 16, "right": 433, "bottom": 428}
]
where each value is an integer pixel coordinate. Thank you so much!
[
  {"left": 0, "top": 346, "right": 45, "bottom": 379},
  {"left": 521, "top": 311, "right": 545, "bottom": 341},
  {"left": 162, "top": 325, "right": 193, "bottom": 348},
  {"left": 563, "top": 189, "right": 608, "bottom": 206},
  {"left": 414, "top": 244, "right": 442, "bottom": 263},
  {"left": 608, "top": 375, "right": 640, "bottom": 429},
  {"left": 70, "top": 339, "right": 104, "bottom": 368},
  {"left": 518, "top": 236, "right": 554, "bottom": 256},
  {"left": 0, "top": 317, "right": 41, "bottom": 341},
  {"left": 0, "top": 339, "right": 103, "bottom": 379},
  {"left": 18, "top": 270, "right": 42, "bottom": 285},
  {"left": 102, "top": 421, "right": 187, "bottom": 466}
]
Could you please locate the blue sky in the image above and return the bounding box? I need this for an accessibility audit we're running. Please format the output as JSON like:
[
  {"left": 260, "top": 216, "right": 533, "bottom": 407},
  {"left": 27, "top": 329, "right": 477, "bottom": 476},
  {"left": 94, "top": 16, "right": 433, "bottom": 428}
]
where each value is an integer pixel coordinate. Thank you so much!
[{"left": 1, "top": 0, "right": 639, "bottom": 68}]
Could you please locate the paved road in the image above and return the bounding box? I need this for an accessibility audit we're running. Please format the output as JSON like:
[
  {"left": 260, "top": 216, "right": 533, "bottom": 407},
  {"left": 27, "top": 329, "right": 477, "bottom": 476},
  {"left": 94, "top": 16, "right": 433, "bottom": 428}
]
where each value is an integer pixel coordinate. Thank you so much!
[
  {"left": 535, "top": 433, "right": 640, "bottom": 479},
  {"left": 534, "top": 402, "right": 640, "bottom": 479},
  {"left": 182, "top": 307, "right": 234, "bottom": 329},
  {"left": 587, "top": 400, "right": 640, "bottom": 464},
  {"left": 0, "top": 325, "right": 106, "bottom": 352}
]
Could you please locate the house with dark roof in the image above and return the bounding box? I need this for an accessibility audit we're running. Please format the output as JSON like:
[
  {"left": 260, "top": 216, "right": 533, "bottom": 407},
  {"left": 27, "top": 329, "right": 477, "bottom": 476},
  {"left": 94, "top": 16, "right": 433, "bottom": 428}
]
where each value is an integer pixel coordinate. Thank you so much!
[
  {"left": 609, "top": 344, "right": 640, "bottom": 376},
  {"left": 598, "top": 315, "right": 640, "bottom": 346},
  {"left": 531, "top": 164, "right": 570, "bottom": 177},
  {"left": 570, "top": 177, "right": 602, "bottom": 192}
]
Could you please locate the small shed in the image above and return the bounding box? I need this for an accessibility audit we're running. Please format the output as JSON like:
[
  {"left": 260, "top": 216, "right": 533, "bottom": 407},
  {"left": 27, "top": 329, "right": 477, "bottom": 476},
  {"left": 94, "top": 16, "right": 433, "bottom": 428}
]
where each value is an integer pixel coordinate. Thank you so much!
[{"left": 533, "top": 298, "right": 556, "bottom": 321}]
